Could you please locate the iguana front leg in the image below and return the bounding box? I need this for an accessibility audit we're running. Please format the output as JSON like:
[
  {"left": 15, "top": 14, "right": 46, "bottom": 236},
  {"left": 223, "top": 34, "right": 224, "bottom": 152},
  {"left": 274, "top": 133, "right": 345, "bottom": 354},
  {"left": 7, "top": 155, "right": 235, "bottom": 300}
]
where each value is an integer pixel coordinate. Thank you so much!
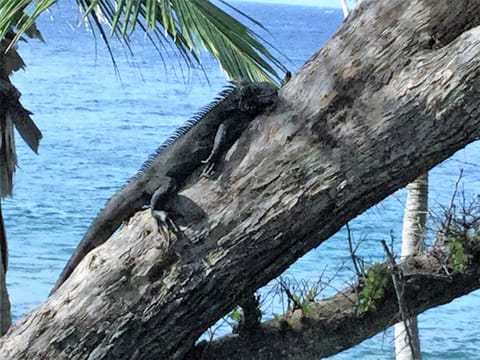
[
  {"left": 150, "top": 177, "right": 180, "bottom": 247},
  {"left": 201, "top": 123, "right": 227, "bottom": 177}
]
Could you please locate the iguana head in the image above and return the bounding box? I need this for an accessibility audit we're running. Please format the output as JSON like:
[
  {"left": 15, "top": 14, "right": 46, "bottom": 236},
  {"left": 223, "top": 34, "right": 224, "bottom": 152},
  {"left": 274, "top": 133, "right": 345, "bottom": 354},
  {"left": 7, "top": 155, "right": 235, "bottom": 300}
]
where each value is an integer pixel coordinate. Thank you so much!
[{"left": 237, "top": 82, "right": 278, "bottom": 113}]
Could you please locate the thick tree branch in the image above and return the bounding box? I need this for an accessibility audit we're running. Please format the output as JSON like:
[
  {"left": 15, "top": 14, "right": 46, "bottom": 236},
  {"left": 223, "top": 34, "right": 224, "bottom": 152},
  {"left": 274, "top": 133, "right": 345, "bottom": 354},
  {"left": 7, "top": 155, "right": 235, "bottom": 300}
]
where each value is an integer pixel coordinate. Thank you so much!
[
  {"left": 1, "top": 0, "right": 480, "bottom": 358},
  {"left": 189, "top": 247, "right": 480, "bottom": 359}
]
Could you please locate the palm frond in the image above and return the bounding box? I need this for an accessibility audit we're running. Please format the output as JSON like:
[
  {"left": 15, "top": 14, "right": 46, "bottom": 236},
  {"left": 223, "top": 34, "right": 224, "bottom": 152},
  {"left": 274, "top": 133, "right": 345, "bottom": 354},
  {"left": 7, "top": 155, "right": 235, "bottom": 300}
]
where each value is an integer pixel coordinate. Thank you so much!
[
  {"left": 0, "top": 0, "right": 288, "bottom": 85},
  {"left": 0, "top": 0, "right": 53, "bottom": 43}
]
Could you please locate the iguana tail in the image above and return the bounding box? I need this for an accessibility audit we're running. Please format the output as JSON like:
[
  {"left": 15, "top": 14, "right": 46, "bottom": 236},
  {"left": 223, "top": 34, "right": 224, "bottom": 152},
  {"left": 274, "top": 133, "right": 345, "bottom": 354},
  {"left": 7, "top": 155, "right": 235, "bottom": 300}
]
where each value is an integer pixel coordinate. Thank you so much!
[{"left": 50, "top": 179, "right": 149, "bottom": 295}]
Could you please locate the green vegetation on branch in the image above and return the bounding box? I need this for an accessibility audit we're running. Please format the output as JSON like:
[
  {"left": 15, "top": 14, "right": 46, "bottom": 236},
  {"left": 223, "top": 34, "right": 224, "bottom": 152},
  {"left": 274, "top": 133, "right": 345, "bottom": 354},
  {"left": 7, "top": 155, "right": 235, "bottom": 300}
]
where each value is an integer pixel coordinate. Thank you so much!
[
  {"left": 357, "top": 263, "right": 389, "bottom": 314},
  {"left": 446, "top": 237, "right": 473, "bottom": 272}
]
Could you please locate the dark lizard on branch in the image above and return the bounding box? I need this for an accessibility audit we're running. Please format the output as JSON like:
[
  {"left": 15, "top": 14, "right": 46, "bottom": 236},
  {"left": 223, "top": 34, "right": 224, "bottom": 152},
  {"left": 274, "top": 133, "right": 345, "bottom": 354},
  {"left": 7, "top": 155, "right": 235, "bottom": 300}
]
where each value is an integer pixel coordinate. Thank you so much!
[{"left": 50, "top": 82, "right": 278, "bottom": 294}]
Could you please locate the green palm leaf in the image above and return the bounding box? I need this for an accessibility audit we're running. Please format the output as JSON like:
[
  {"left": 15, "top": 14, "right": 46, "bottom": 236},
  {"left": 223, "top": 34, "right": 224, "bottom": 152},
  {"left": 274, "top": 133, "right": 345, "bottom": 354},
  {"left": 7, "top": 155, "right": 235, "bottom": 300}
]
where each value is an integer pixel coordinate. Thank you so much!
[{"left": 0, "top": 0, "right": 288, "bottom": 85}]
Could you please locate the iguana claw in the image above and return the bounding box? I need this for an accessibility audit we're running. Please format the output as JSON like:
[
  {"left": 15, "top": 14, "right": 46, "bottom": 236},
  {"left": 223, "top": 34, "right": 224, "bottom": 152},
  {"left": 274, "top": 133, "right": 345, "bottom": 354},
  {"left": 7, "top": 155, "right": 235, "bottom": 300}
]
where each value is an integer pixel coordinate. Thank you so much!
[{"left": 151, "top": 208, "right": 179, "bottom": 248}]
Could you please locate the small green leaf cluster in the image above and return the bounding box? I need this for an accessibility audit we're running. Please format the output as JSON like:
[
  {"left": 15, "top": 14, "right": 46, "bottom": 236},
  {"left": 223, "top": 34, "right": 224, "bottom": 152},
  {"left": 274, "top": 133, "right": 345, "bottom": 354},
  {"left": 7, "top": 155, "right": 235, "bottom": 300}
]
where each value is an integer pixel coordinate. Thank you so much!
[
  {"left": 357, "top": 264, "right": 389, "bottom": 314},
  {"left": 229, "top": 306, "right": 243, "bottom": 324},
  {"left": 438, "top": 193, "right": 480, "bottom": 272},
  {"left": 446, "top": 237, "right": 472, "bottom": 272},
  {"left": 291, "top": 291, "right": 315, "bottom": 317},
  {"left": 276, "top": 277, "right": 323, "bottom": 318}
]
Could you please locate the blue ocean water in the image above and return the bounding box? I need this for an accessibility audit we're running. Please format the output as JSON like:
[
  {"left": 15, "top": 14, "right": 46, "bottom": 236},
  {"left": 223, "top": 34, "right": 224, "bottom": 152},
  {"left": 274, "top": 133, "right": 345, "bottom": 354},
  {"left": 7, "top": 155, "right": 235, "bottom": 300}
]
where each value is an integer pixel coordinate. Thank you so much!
[{"left": 6, "top": 1, "right": 480, "bottom": 358}]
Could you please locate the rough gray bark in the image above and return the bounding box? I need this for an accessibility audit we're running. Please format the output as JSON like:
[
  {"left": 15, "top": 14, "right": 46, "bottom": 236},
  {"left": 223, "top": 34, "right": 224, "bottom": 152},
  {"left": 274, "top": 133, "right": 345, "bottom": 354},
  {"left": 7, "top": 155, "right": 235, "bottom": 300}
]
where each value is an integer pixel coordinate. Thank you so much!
[{"left": 1, "top": 0, "right": 480, "bottom": 358}]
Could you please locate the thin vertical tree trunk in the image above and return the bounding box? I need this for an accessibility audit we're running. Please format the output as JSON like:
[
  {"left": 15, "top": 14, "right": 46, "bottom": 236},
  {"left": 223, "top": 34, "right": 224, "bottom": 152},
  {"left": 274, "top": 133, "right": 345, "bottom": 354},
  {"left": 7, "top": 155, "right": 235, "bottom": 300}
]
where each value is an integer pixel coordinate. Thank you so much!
[
  {"left": 0, "top": 40, "right": 15, "bottom": 338},
  {"left": 394, "top": 173, "right": 428, "bottom": 359},
  {"left": 340, "top": 0, "right": 350, "bottom": 19},
  {"left": 0, "top": 206, "right": 10, "bottom": 335},
  {"left": 0, "top": 35, "right": 42, "bottom": 337}
]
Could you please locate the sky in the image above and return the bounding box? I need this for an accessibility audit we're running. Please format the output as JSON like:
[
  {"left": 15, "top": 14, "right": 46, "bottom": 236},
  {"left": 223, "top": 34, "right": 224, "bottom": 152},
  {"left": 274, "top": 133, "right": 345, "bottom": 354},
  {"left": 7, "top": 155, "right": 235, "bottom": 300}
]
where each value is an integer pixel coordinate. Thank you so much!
[{"left": 239, "top": 0, "right": 343, "bottom": 8}]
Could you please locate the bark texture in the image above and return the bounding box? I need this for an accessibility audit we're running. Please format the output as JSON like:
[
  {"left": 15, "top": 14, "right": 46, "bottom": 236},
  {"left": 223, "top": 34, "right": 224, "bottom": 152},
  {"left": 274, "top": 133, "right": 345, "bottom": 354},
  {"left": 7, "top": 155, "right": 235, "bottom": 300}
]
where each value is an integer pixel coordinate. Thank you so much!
[{"left": 2, "top": 0, "right": 480, "bottom": 358}]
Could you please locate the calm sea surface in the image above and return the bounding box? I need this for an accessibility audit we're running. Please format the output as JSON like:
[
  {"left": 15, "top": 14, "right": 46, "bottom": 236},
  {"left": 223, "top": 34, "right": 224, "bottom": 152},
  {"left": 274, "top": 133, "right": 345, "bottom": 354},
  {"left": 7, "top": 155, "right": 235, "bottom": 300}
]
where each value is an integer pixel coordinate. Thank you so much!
[{"left": 7, "top": 1, "right": 480, "bottom": 358}]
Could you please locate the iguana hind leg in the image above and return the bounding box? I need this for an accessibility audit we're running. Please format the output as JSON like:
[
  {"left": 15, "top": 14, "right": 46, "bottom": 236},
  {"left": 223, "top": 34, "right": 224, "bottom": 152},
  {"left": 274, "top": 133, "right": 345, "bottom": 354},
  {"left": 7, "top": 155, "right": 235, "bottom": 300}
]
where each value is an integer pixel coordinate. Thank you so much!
[
  {"left": 150, "top": 177, "right": 180, "bottom": 247},
  {"left": 151, "top": 208, "right": 179, "bottom": 247}
]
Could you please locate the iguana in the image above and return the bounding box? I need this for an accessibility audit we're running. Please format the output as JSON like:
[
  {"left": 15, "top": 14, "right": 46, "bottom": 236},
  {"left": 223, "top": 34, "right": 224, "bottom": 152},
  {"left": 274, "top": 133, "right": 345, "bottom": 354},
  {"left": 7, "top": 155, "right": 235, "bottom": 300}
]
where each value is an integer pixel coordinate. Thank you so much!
[{"left": 50, "top": 82, "right": 278, "bottom": 294}]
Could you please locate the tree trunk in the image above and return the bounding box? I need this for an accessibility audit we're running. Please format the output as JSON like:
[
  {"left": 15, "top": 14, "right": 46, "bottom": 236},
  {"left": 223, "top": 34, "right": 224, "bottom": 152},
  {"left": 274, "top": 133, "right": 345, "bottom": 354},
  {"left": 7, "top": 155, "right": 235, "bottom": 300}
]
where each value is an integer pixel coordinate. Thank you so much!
[
  {"left": 394, "top": 173, "right": 428, "bottom": 360},
  {"left": 0, "top": 34, "right": 42, "bottom": 338},
  {"left": 340, "top": 0, "right": 350, "bottom": 19},
  {"left": 0, "top": 205, "right": 10, "bottom": 336},
  {"left": 0, "top": 229, "right": 10, "bottom": 336},
  {"left": 2, "top": 0, "right": 480, "bottom": 358}
]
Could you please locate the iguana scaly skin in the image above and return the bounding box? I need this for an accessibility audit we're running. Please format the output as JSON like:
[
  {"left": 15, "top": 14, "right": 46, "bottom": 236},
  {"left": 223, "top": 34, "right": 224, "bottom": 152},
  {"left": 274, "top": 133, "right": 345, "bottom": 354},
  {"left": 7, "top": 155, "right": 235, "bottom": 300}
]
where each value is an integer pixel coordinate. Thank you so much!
[{"left": 50, "top": 82, "right": 277, "bottom": 294}]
